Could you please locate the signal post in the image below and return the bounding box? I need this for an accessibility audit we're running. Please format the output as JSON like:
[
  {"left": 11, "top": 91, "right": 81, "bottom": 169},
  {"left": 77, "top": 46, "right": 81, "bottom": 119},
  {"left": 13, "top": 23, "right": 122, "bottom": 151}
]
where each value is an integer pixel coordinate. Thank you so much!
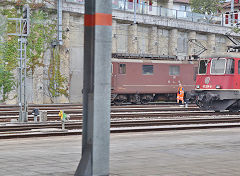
[{"left": 8, "top": 5, "right": 30, "bottom": 122}]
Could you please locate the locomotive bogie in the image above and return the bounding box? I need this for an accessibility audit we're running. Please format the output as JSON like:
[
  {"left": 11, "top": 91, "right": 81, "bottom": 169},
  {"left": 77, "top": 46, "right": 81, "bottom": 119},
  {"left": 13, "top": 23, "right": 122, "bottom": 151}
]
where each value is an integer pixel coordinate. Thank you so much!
[
  {"left": 189, "top": 90, "right": 240, "bottom": 111},
  {"left": 112, "top": 93, "right": 175, "bottom": 105}
]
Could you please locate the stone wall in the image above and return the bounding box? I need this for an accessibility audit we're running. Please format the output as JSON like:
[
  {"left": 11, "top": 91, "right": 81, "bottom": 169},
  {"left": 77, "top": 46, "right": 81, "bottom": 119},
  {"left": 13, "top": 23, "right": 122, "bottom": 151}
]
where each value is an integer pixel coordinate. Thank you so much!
[
  {"left": 1, "top": 1, "right": 240, "bottom": 104},
  {"left": 111, "top": 19, "right": 235, "bottom": 59}
]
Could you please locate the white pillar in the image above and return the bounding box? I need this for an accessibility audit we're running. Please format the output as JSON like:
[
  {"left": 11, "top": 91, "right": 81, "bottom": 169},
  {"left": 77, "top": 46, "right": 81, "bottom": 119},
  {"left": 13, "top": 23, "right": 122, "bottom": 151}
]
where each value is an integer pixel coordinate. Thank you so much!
[
  {"left": 128, "top": 24, "right": 138, "bottom": 54},
  {"left": 148, "top": 26, "right": 158, "bottom": 54},
  {"left": 168, "top": 28, "right": 178, "bottom": 57}
]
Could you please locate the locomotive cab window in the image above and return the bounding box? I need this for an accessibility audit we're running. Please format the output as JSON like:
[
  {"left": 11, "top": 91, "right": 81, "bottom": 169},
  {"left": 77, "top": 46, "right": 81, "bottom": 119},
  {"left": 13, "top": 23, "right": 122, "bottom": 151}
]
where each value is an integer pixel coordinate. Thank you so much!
[
  {"left": 210, "top": 58, "right": 226, "bottom": 75},
  {"left": 238, "top": 60, "right": 240, "bottom": 74},
  {"left": 169, "top": 65, "right": 180, "bottom": 76},
  {"left": 225, "top": 59, "right": 234, "bottom": 74},
  {"left": 199, "top": 60, "right": 208, "bottom": 74},
  {"left": 142, "top": 65, "right": 153, "bottom": 75},
  {"left": 119, "top": 64, "right": 126, "bottom": 74}
]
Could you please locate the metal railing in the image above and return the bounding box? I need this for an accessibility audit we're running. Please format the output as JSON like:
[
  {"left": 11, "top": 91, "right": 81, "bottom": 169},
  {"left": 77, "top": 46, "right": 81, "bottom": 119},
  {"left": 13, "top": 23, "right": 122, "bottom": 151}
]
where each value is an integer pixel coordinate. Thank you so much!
[
  {"left": 111, "top": 0, "right": 223, "bottom": 25},
  {"left": 65, "top": 0, "right": 84, "bottom": 4},
  {"left": 65, "top": 0, "right": 240, "bottom": 27}
]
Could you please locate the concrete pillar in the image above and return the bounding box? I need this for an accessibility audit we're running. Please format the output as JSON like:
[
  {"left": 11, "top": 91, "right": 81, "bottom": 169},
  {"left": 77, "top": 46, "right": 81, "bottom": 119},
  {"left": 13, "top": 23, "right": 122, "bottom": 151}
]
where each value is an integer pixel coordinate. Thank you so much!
[
  {"left": 207, "top": 34, "right": 216, "bottom": 55},
  {"left": 75, "top": 0, "right": 112, "bottom": 175},
  {"left": 226, "top": 35, "right": 233, "bottom": 52},
  {"left": 58, "top": 11, "right": 70, "bottom": 103},
  {"left": 167, "top": 0, "right": 173, "bottom": 9},
  {"left": 112, "top": 19, "right": 117, "bottom": 53},
  {"left": 148, "top": 26, "right": 158, "bottom": 54},
  {"left": 159, "top": 0, "right": 173, "bottom": 9},
  {"left": 188, "top": 31, "right": 197, "bottom": 59},
  {"left": 33, "top": 67, "right": 44, "bottom": 104},
  {"left": 157, "top": 29, "right": 169, "bottom": 56},
  {"left": 168, "top": 28, "right": 178, "bottom": 57},
  {"left": 69, "top": 15, "right": 84, "bottom": 104},
  {"left": 128, "top": 24, "right": 138, "bottom": 54}
]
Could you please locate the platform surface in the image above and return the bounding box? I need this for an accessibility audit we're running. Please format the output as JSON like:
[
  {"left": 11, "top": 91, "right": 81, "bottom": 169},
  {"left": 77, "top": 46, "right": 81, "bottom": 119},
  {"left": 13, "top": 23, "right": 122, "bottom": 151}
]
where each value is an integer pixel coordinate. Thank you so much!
[{"left": 0, "top": 128, "right": 240, "bottom": 176}]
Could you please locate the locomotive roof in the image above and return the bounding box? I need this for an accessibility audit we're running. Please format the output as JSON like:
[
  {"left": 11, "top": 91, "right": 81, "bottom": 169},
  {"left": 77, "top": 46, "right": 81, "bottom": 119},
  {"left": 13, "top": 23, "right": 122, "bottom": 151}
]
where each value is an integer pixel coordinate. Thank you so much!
[
  {"left": 200, "top": 53, "right": 240, "bottom": 59},
  {"left": 111, "top": 58, "right": 194, "bottom": 64}
]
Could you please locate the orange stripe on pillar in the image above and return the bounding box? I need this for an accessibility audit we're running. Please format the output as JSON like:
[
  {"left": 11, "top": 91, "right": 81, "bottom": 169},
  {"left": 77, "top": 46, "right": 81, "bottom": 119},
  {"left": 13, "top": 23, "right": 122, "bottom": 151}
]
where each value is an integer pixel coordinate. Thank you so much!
[{"left": 84, "top": 13, "right": 112, "bottom": 26}]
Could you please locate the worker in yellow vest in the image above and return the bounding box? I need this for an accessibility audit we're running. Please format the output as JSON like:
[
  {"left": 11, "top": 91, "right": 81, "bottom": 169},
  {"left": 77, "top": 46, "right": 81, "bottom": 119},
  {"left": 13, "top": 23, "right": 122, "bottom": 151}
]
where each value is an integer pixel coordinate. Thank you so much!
[{"left": 177, "top": 83, "right": 184, "bottom": 104}]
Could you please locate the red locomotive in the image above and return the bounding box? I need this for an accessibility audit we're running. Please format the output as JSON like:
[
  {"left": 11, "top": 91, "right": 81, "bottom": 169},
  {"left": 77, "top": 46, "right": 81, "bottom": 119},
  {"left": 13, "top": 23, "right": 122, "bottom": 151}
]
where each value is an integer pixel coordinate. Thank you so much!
[
  {"left": 187, "top": 53, "right": 240, "bottom": 112},
  {"left": 111, "top": 58, "right": 197, "bottom": 105}
]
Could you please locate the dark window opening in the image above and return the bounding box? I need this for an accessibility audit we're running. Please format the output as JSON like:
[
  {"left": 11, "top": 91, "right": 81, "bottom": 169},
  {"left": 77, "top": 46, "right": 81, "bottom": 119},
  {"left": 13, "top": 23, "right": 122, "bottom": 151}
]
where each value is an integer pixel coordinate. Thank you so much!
[
  {"left": 226, "top": 59, "right": 235, "bottom": 74},
  {"left": 119, "top": 64, "right": 126, "bottom": 74},
  {"left": 199, "top": 60, "right": 208, "bottom": 74},
  {"left": 142, "top": 65, "right": 153, "bottom": 75},
  {"left": 238, "top": 60, "right": 240, "bottom": 74},
  {"left": 169, "top": 65, "right": 180, "bottom": 76}
]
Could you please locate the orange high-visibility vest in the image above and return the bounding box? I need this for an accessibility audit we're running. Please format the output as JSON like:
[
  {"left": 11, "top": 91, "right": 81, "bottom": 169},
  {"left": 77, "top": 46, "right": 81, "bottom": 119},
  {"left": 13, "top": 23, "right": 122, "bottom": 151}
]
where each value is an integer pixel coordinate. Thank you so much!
[{"left": 177, "top": 86, "right": 184, "bottom": 101}]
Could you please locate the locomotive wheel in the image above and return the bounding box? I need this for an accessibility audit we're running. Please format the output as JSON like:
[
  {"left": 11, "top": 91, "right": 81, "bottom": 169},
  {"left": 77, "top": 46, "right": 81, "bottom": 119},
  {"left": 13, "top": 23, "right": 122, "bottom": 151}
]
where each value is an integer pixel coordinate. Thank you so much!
[
  {"left": 140, "top": 96, "right": 152, "bottom": 104},
  {"left": 113, "top": 99, "right": 124, "bottom": 106},
  {"left": 113, "top": 95, "right": 127, "bottom": 105},
  {"left": 129, "top": 94, "right": 141, "bottom": 104},
  {"left": 140, "top": 95, "right": 153, "bottom": 105},
  {"left": 141, "top": 99, "right": 150, "bottom": 105}
]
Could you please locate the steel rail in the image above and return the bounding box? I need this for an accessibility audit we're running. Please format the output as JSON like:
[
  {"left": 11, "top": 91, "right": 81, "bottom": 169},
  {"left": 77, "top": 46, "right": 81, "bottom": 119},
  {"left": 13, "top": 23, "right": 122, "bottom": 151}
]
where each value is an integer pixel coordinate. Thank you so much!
[
  {"left": 0, "top": 110, "right": 240, "bottom": 122},
  {"left": 0, "top": 117, "right": 239, "bottom": 129},
  {"left": 1, "top": 123, "right": 240, "bottom": 139}
]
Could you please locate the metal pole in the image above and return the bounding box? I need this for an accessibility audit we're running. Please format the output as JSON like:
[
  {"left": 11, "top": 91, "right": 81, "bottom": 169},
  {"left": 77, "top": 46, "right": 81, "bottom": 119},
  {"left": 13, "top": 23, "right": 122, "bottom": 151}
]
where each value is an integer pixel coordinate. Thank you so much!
[
  {"left": 19, "top": 28, "right": 28, "bottom": 123},
  {"left": 57, "top": 0, "right": 63, "bottom": 45},
  {"left": 23, "top": 39, "right": 27, "bottom": 122},
  {"left": 62, "top": 120, "right": 65, "bottom": 130},
  {"left": 231, "top": 0, "right": 234, "bottom": 12},
  {"left": 19, "top": 38, "right": 23, "bottom": 122},
  {"left": 124, "top": 0, "right": 126, "bottom": 11},
  {"left": 221, "top": 13, "right": 223, "bottom": 26},
  {"left": 134, "top": 0, "right": 136, "bottom": 23},
  {"left": 231, "top": 0, "right": 234, "bottom": 26},
  {"left": 8, "top": 5, "right": 30, "bottom": 122},
  {"left": 75, "top": 0, "right": 112, "bottom": 175}
]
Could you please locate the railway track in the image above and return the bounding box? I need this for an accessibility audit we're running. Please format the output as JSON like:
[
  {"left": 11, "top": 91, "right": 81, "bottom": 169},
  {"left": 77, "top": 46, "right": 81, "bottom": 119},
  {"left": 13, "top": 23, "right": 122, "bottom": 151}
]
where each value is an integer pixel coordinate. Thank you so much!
[
  {"left": 0, "top": 103, "right": 199, "bottom": 122},
  {"left": 2, "top": 110, "right": 237, "bottom": 122},
  {"left": 1, "top": 117, "right": 240, "bottom": 131},
  {"left": 1, "top": 117, "right": 240, "bottom": 139},
  {"left": 1, "top": 103, "right": 240, "bottom": 139}
]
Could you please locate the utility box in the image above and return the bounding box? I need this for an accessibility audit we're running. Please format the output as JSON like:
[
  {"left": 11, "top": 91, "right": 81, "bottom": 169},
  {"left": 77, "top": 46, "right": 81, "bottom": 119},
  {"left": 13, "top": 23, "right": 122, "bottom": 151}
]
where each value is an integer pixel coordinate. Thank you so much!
[{"left": 39, "top": 111, "right": 47, "bottom": 122}]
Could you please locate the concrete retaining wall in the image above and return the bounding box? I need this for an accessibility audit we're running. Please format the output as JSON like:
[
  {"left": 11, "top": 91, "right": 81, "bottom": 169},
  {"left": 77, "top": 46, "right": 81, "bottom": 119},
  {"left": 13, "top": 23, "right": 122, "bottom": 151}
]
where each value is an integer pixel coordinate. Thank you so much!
[{"left": 1, "top": 1, "right": 240, "bottom": 104}]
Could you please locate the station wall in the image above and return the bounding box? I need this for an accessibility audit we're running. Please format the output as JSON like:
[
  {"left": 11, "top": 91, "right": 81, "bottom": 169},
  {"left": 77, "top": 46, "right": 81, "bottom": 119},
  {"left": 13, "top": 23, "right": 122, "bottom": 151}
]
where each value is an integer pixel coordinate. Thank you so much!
[
  {"left": 1, "top": 3, "right": 240, "bottom": 104},
  {"left": 60, "top": 13, "right": 238, "bottom": 104}
]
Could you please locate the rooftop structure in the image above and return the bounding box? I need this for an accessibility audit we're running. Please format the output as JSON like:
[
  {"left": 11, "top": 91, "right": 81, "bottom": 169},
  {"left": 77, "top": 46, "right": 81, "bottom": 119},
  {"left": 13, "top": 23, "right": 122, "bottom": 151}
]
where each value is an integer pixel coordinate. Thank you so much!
[
  {"left": 173, "top": 0, "right": 191, "bottom": 12},
  {"left": 222, "top": 1, "right": 240, "bottom": 13}
]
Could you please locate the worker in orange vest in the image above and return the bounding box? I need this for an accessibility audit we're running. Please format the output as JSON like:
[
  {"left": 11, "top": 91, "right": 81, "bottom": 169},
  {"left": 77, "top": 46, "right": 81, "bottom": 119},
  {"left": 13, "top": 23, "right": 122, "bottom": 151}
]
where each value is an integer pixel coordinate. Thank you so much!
[{"left": 177, "top": 83, "right": 184, "bottom": 104}]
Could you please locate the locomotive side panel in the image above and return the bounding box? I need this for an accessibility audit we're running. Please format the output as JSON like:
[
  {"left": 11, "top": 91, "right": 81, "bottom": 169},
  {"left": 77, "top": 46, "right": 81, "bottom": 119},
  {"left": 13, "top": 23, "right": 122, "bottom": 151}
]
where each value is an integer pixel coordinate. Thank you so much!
[
  {"left": 195, "top": 57, "right": 237, "bottom": 90},
  {"left": 189, "top": 55, "right": 240, "bottom": 111},
  {"left": 196, "top": 75, "right": 235, "bottom": 90},
  {"left": 233, "top": 58, "right": 240, "bottom": 89},
  {"left": 111, "top": 60, "right": 196, "bottom": 94}
]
